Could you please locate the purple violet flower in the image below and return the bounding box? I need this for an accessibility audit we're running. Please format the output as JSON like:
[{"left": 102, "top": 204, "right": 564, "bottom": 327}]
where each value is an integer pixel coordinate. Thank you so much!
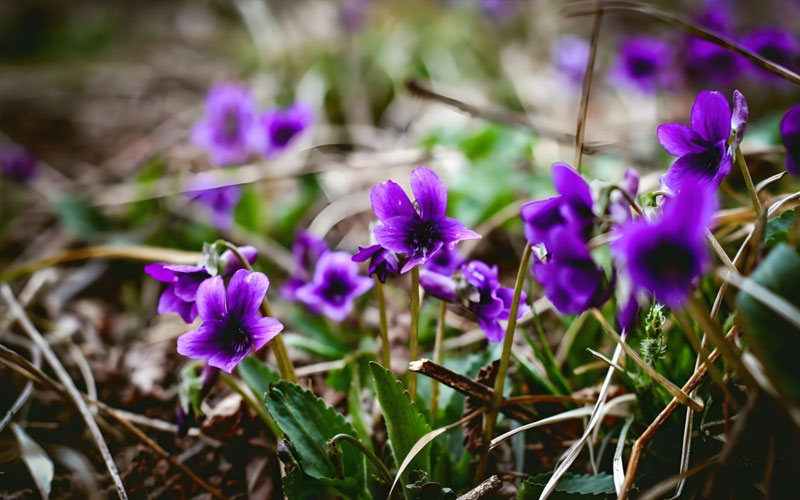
[
  {"left": 296, "top": 251, "right": 373, "bottom": 322},
  {"left": 145, "top": 246, "right": 257, "bottom": 323},
  {"left": 611, "top": 181, "right": 716, "bottom": 308},
  {"left": 657, "top": 90, "right": 748, "bottom": 192},
  {"left": 532, "top": 226, "right": 610, "bottom": 315},
  {"left": 425, "top": 246, "right": 465, "bottom": 276},
  {"left": 780, "top": 102, "right": 800, "bottom": 176},
  {"left": 177, "top": 270, "right": 284, "bottom": 373},
  {"left": 1, "top": 149, "right": 37, "bottom": 183},
  {"left": 281, "top": 231, "right": 329, "bottom": 301},
  {"left": 185, "top": 173, "right": 243, "bottom": 231},
  {"left": 743, "top": 28, "right": 800, "bottom": 80},
  {"left": 254, "top": 101, "right": 314, "bottom": 157},
  {"left": 685, "top": 1, "right": 742, "bottom": 84},
  {"left": 552, "top": 35, "right": 590, "bottom": 85},
  {"left": 370, "top": 166, "right": 480, "bottom": 273},
  {"left": 191, "top": 83, "right": 258, "bottom": 167},
  {"left": 520, "top": 162, "right": 594, "bottom": 246},
  {"left": 352, "top": 244, "right": 400, "bottom": 284},
  {"left": 609, "top": 36, "right": 678, "bottom": 94},
  {"left": 608, "top": 168, "right": 640, "bottom": 225}
]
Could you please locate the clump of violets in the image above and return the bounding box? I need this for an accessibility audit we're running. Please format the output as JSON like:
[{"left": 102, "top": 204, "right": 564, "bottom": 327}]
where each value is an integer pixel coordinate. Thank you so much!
[
  {"left": 191, "top": 83, "right": 258, "bottom": 167},
  {"left": 743, "top": 28, "right": 800, "bottom": 80},
  {"left": 419, "top": 258, "right": 529, "bottom": 343},
  {"left": 296, "top": 251, "right": 374, "bottom": 322},
  {"left": 185, "top": 173, "right": 242, "bottom": 231},
  {"left": 352, "top": 244, "right": 400, "bottom": 283},
  {"left": 609, "top": 36, "right": 678, "bottom": 94},
  {"left": 781, "top": 102, "right": 800, "bottom": 176},
  {"left": 612, "top": 181, "right": 716, "bottom": 308},
  {"left": 370, "top": 166, "right": 480, "bottom": 273},
  {"left": 684, "top": 1, "right": 743, "bottom": 84},
  {"left": 281, "top": 231, "right": 330, "bottom": 300},
  {"left": 657, "top": 89, "right": 748, "bottom": 192},
  {"left": 177, "top": 270, "right": 284, "bottom": 372},
  {"left": 254, "top": 101, "right": 314, "bottom": 157},
  {"left": 1, "top": 148, "right": 37, "bottom": 183},
  {"left": 145, "top": 246, "right": 257, "bottom": 323},
  {"left": 552, "top": 35, "right": 590, "bottom": 86}
]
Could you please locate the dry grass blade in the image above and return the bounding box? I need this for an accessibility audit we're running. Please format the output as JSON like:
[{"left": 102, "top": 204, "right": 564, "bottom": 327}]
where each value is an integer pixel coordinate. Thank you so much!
[
  {"left": 562, "top": 1, "right": 800, "bottom": 85},
  {"left": 573, "top": 0, "right": 604, "bottom": 171},
  {"left": 1, "top": 285, "right": 129, "bottom": 500},
  {"left": 10, "top": 422, "right": 55, "bottom": 499},
  {"left": 0, "top": 344, "right": 39, "bottom": 433},
  {"left": 717, "top": 268, "right": 800, "bottom": 329},
  {"left": 613, "top": 418, "right": 634, "bottom": 495},
  {"left": 387, "top": 407, "right": 487, "bottom": 500},
  {"left": 591, "top": 310, "right": 703, "bottom": 412},
  {"left": 756, "top": 171, "right": 789, "bottom": 194}
]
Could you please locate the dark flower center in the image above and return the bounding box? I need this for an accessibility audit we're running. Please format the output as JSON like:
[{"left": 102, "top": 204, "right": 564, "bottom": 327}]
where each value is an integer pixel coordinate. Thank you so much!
[
  {"left": 409, "top": 220, "right": 440, "bottom": 257},
  {"left": 630, "top": 57, "right": 656, "bottom": 77},
  {"left": 272, "top": 122, "right": 301, "bottom": 147},
  {"left": 223, "top": 111, "right": 240, "bottom": 141},
  {"left": 225, "top": 319, "right": 252, "bottom": 356},
  {"left": 642, "top": 241, "right": 696, "bottom": 283},
  {"left": 321, "top": 275, "right": 351, "bottom": 305}
]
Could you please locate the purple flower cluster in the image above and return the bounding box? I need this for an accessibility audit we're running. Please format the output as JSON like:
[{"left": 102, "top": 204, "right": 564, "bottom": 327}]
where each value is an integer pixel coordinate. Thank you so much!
[
  {"left": 1, "top": 148, "right": 37, "bottom": 183},
  {"left": 657, "top": 90, "right": 748, "bottom": 192},
  {"left": 185, "top": 173, "right": 243, "bottom": 231},
  {"left": 369, "top": 166, "right": 480, "bottom": 274},
  {"left": 419, "top": 254, "right": 529, "bottom": 343},
  {"left": 282, "top": 231, "right": 373, "bottom": 321},
  {"left": 552, "top": 35, "right": 590, "bottom": 86},
  {"left": 520, "top": 163, "right": 610, "bottom": 315},
  {"left": 192, "top": 82, "right": 313, "bottom": 167},
  {"left": 145, "top": 246, "right": 257, "bottom": 323},
  {"left": 609, "top": 36, "right": 679, "bottom": 94}
]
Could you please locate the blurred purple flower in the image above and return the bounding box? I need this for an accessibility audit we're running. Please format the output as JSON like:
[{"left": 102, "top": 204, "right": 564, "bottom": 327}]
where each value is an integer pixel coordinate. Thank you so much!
[
  {"left": 177, "top": 270, "right": 283, "bottom": 373},
  {"left": 552, "top": 35, "right": 590, "bottom": 85},
  {"left": 685, "top": 1, "right": 743, "bottom": 84},
  {"left": 145, "top": 246, "right": 257, "bottom": 323},
  {"left": 611, "top": 182, "right": 715, "bottom": 308},
  {"left": 419, "top": 268, "right": 459, "bottom": 302},
  {"left": 339, "top": 0, "right": 369, "bottom": 31},
  {"left": 743, "top": 28, "right": 800, "bottom": 80},
  {"left": 532, "top": 226, "right": 610, "bottom": 315},
  {"left": 608, "top": 168, "right": 640, "bottom": 225},
  {"left": 281, "top": 231, "right": 329, "bottom": 300},
  {"left": 609, "top": 36, "right": 678, "bottom": 93},
  {"left": 657, "top": 90, "right": 748, "bottom": 191},
  {"left": 352, "top": 244, "right": 400, "bottom": 283},
  {"left": 1, "top": 149, "right": 37, "bottom": 182},
  {"left": 191, "top": 83, "right": 258, "bottom": 166},
  {"left": 781, "top": 102, "right": 800, "bottom": 175},
  {"left": 520, "top": 162, "right": 594, "bottom": 246},
  {"left": 296, "top": 251, "right": 373, "bottom": 321},
  {"left": 480, "top": 0, "right": 516, "bottom": 21},
  {"left": 371, "top": 166, "right": 480, "bottom": 273},
  {"left": 255, "top": 101, "right": 313, "bottom": 156},
  {"left": 425, "top": 246, "right": 465, "bottom": 276},
  {"left": 185, "top": 173, "right": 242, "bottom": 231}
]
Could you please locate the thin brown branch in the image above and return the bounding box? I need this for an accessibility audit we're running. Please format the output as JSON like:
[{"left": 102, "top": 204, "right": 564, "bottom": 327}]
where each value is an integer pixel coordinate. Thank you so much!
[{"left": 457, "top": 475, "right": 502, "bottom": 500}]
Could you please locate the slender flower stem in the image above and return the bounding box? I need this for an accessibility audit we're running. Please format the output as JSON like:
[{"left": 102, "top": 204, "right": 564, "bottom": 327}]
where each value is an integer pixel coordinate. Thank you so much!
[
  {"left": 327, "top": 433, "right": 394, "bottom": 486},
  {"left": 219, "top": 372, "right": 280, "bottom": 438},
  {"left": 735, "top": 147, "right": 763, "bottom": 218},
  {"left": 474, "top": 243, "right": 532, "bottom": 483},
  {"left": 374, "top": 276, "right": 391, "bottom": 369},
  {"left": 430, "top": 300, "right": 447, "bottom": 425},
  {"left": 408, "top": 266, "right": 420, "bottom": 399},
  {"left": 219, "top": 241, "right": 298, "bottom": 383}
]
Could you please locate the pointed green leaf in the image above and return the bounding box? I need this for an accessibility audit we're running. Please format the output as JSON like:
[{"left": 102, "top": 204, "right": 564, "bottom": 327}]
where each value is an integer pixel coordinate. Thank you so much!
[
  {"left": 518, "top": 472, "right": 615, "bottom": 499},
  {"left": 369, "top": 362, "right": 431, "bottom": 475}
]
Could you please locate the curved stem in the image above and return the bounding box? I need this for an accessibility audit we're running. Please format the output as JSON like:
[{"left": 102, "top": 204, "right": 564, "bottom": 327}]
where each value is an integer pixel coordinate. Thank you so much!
[
  {"left": 327, "top": 434, "right": 397, "bottom": 492},
  {"left": 735, "top": 147, "right": 763, "bottom": 218},
  {"left": 219, "top": 241, "right": 297, "bottom": 383},
  {"left": 474, "top": 243, "right": 532, "bottom": 483},
  {"left": 374, "top": 277, "right": 391, "bottom": 368},
  {"left": 408, "top": 266, "right": 420, "bottom": 399},
  {"left": 430, "top": 300, "right": 447, "bottom": 425}
]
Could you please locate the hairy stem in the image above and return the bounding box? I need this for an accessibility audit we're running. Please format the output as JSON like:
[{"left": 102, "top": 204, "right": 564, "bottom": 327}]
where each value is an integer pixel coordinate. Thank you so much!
[
  {"left": 474, "top": 243, "right": 532, "bottom": 483},
  {"left": 409, "top": 266, "right": 420, "bottom": 399},
  {"left": 375, "top": 276, "right": 391, "bottom": 368}
]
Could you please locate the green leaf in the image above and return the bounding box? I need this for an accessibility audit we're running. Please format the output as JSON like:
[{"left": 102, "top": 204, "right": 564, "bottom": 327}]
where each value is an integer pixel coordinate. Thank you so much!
[
  {"left": 736, "top": 243, "right": 800, "bottom": 405},
  {"left": 55, "top": 195, "right": 111, "bottom": 236},
  {"left": 369, "top": 362, "right": 431, "bottom": 477},
  {"left": 237, "top": 356, "right": 280, "bottom": 400},
  {"left": 265, "top": 381, "right": 367, "bottom": 496},
  {"left": 764, "top": 208, "right": 798, "bottom": 248},
  {"left": 518, "top": 472, "right": 615, "bottom": 499}
]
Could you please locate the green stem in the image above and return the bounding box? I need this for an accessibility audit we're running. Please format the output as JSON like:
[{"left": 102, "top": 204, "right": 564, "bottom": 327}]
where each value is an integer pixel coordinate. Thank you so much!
[
  {"left": 219, "top": 372, "right": 281, "bottom": 439},
  {"left": 474, "top": 243, "right": 532, "bottom": 483},
  {"left": 219, "top": 241, "right": 298, "bottom": 383},
  {"left": 328, "top": 434, "right": 394, "bottom": 484},
  {"left": 408, "top": 266, "right": 420, "bottom": 400},
  {"left": 430, "top": 300, "right": 447, "bottom": 425},
  {"left": 735, "top": 147, "right": 763, "bottom": 218},
  {"left": 375, "top": 277, "right": 391, "bottom": 369}
]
